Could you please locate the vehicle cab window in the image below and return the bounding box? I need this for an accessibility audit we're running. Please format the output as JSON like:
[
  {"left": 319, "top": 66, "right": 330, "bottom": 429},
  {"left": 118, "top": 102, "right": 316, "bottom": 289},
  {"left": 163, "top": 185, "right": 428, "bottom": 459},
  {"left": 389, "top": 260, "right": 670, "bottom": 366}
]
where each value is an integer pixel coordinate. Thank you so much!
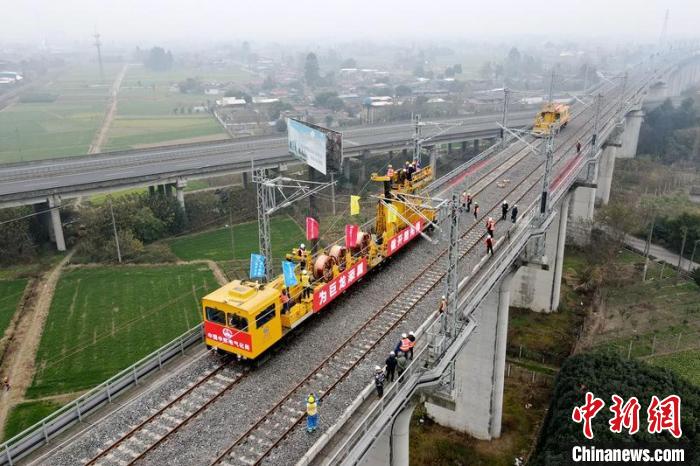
[
  {"left": 228, "top": 313, "right": 249, "bottom": 331},
  {"left": 205, "top": 307, "right": 226, "bottom": 325},
  {"left": 255, "top": 304, "right": 276, "bottom": 329}
]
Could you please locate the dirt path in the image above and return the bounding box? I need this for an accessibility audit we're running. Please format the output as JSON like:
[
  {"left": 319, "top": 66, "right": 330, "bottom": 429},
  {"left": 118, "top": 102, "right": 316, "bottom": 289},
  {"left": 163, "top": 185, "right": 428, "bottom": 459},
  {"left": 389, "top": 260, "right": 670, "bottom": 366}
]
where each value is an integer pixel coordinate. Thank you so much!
[
  {"left": 203, "top": 260, "right": 228, "bottom": 285},
  {"left": 0, "top": 252, "right": 74, "bottom": 438},
  {"left": 88, "top": 64, "right": 129, "bottom": 154}
]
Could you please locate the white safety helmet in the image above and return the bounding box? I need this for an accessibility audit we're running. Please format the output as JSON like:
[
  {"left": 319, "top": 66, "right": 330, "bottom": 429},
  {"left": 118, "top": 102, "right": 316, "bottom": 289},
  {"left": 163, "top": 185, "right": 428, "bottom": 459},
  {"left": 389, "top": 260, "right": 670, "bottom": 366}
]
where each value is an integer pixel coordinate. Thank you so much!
[
  {"left": 300, "top": 243, "right": 306, "bottom": 249},
  {"left": 441, "top": 295, "right": 446, "bottom": 300},
  {"left": 375, "top": 365, "right": 382, "bottom": 372},
  {"left": 409, "top": 331, "right": 415, "bottom": 337},
  {"left": 390, "top": 351, "right": 396, "bottom": 356},
  {"left": 488, "top": 217, "right": 493, "bottom": 222},
  {"left": 503, "top": 200, "right": 508, "bottom": 204},
  {"left": 401, "top": 333, "right": 407, "bottom": 338}
]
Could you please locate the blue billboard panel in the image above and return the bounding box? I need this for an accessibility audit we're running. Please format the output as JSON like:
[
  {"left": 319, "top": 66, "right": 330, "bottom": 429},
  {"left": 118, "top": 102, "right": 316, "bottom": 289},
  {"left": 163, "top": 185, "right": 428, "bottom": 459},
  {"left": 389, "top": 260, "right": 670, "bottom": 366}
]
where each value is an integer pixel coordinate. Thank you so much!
[{"left": 287, "top": 118, "right": 328, "bottom": 175}]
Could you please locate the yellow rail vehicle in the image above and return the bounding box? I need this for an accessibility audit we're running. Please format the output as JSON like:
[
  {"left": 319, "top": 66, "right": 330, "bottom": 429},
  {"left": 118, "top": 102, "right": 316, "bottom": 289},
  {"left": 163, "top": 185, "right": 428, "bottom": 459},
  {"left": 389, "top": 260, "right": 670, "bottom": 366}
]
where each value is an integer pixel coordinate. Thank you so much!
[
  {"left": 202, "top": 165, "right": 439, "bottom": 360},
  {"left": 532, "top": 103, "right": 570, "bottom": 137}
]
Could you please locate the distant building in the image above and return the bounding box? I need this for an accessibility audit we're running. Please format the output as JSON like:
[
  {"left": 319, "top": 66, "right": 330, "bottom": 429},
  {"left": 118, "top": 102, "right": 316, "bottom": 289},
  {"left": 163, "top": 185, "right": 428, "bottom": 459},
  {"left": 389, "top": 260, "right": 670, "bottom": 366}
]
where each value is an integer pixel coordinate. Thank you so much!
[
  {"left": 216, "top": 97, "right": 247, "bottom": 107},
  {"left": 252, "top": 97, "right": 279, "bottom": 105},
  {"left": 205, "top": 88, "right": 222, "bottom": 95},
  {"left": 0, "top": 71, "right": 23, "bottom": 83}
]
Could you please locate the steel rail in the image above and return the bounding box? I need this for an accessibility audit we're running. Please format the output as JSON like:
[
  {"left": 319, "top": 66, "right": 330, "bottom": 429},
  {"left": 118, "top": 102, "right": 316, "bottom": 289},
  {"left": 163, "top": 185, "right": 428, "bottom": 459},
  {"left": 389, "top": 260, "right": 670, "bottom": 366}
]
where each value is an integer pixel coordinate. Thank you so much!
[{"left": 85, "top": 358, "right": 246, "bottom": 466}]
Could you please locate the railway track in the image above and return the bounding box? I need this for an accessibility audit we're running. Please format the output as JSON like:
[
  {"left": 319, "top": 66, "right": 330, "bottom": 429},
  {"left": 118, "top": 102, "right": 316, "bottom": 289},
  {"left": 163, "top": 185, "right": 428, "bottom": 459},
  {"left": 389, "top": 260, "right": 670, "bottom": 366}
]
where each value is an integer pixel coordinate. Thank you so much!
[
  {"left": 79, "top": 75, "right": 626, "bottom": 466},
  {"left": 207, "top": 78, "right": 629, "bottom": 466},
  {"left": 85, "top": 359, "right": 246, "bottom": 466}
]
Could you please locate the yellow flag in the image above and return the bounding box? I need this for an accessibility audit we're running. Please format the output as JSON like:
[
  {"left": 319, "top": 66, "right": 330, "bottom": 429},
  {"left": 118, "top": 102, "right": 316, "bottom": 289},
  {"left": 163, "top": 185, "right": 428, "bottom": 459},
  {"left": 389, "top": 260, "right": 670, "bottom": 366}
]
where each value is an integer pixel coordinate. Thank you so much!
[
  {"left": 350, "top": 195, "right": 360, "bottom": 216},
  {"left": 387, "top": 205, "right": 397, "bottom": 223}
]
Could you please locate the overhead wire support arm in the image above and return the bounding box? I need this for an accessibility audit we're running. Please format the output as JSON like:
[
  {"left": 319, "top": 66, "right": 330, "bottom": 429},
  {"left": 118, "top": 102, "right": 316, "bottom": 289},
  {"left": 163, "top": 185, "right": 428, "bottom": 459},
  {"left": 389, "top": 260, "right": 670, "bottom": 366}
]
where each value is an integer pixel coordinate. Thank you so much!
[
  {"left": 377, "top": 198, "right": 439, "bottom": 244},
  {"left": 253, "top": 169, "right": 336, "bottom": 281}
]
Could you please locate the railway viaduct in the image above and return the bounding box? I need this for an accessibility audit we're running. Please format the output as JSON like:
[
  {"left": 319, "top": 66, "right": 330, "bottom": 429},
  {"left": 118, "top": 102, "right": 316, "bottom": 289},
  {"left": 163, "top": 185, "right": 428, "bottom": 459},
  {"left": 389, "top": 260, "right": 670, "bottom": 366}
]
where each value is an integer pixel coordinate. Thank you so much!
[
  {"left": 1, "top": 52, "right": 699, "bottom": 466},
  {"left": 294, "top": 52, "right": 700, "bottom": 465}
]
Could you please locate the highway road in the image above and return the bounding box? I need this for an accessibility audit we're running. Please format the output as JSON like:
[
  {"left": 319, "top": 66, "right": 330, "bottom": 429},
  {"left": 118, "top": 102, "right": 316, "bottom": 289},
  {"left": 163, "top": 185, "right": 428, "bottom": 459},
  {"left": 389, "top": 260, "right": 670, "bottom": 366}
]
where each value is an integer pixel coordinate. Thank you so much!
[{"left": 0, "top": 111, "right": 533, "bottom": 206}]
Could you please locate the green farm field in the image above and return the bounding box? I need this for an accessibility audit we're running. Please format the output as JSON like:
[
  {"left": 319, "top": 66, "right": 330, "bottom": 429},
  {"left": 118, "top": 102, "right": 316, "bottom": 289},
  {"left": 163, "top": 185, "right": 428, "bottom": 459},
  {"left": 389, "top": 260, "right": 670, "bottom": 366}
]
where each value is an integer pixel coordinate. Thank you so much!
[
  {"left": 168, "top": 216, "right": 304, "bottom": 262},
  {"left": 27, "top": 264, "right": 217, "bottom": 398},
  {"left": 0, "top": 63, "right": 122, "bottom": 163},
  {"left": 0, "top": 279, "right": 28, "bottom": 339},
  {"left": 3, "top": 400, "right": 64, "bottom": 441},
  {"left": 103, "top": 64, "right": 254, "bottom": 150},
  {"left": 649, "top": 349, "right": 700, "bottom": 386}
]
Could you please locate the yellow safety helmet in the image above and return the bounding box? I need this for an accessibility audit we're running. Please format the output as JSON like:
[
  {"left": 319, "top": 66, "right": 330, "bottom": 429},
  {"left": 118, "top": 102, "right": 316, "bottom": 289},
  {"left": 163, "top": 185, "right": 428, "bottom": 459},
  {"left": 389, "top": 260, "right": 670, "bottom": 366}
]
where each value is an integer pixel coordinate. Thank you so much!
[{"left": 308, "top": 394, "right": 316, "bottom": 403}]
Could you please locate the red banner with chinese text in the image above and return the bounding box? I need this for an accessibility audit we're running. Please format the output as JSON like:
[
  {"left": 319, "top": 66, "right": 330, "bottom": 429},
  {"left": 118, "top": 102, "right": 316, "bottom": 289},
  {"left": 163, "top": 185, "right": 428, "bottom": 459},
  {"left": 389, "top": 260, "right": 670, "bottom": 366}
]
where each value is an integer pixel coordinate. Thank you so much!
[
  {"left": 312, "top": 258, "right": 368, "bottom": 312},
  {"left": 204, "top": 321, "right": 253, "bottom": 353},
  {"left": 386, "top": 219, "right": 424, "bottom": 256},
  {"left": 345, "top": 224, "right": 359, "bottom": 248},
  {"left": 306, "top": 217, "right": 319, "bottom": 240}
]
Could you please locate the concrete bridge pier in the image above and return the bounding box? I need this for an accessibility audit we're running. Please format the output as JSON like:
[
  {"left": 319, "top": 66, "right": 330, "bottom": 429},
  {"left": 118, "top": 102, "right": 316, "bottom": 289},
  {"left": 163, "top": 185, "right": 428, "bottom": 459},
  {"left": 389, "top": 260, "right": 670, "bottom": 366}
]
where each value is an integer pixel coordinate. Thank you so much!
[
  {"left": 618, "top": 108, "right": 643, "bottom": 159},
  {"left": 595, "top": 143, "right": 617, "bottom": 205},
  {"left": 510, "top": 194, "right": 570, "bottom": 312},
  {"left": 428, "top": 146, "right": 437, "bottom": 177},
  {"left": 473, "top": 139, "right": 480, "bottom": 153},
  {"left": 461, "top": 141, "right": 468, "bottom": 154},
  {"left": 425, "top": 271, "right": 513, "bottom": 439},
  {"left": 48, "top": 195, "right": 66, "bottom": 252},
  {"left": 175, "top": 178, "right": 187, "bottom": 212}
]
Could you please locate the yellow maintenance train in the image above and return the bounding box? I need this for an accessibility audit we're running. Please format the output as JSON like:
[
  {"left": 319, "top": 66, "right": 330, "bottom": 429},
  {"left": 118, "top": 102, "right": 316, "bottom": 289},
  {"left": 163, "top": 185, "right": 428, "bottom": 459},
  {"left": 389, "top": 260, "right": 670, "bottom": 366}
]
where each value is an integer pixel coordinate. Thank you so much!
[
  {"left": 202, "top": 165, "right": 440, "bottom": 360},
  {"left": 532, "top": 102, "right": 570, "bottom": 136}
]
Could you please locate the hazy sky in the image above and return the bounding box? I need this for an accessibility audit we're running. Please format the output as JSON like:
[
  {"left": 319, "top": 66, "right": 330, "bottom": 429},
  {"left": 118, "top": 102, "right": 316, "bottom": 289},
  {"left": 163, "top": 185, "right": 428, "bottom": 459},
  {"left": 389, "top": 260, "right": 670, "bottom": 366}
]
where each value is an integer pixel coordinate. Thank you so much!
[{"left": 3, "top": 0, "right": 699, "bottom": 45}]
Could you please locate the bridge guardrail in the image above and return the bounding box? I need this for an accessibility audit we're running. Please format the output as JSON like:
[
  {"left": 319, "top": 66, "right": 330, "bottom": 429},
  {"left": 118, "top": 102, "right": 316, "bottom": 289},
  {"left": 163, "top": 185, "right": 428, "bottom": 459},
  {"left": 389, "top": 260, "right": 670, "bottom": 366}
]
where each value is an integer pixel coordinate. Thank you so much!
[{"left": 0, "top": 324, "right": 205, "bottom": 466}]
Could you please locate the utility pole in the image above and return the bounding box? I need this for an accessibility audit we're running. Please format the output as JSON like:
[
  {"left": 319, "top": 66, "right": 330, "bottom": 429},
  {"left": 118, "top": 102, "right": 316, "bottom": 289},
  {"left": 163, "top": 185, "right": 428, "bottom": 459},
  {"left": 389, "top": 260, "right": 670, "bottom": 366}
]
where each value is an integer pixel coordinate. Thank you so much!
[
  {"left": 109, "top": 199, "right": 122, "bottom": 263},
  {"left": 445, "top": 192, "right": 459, "bottom": 336},
  {"left": 590, "top": 94, "right": 603, "bottom": 156},
  {"left": 500, "top": 88, "right": 510, "bottom": 147},
  {"left": 539, "top": 132, "right": 555, "bottom": 219},
  {"left": 583, "top": 64, "right": 589, "bottom": 92},
  {"left": 413, "top": 114, "right": 422, "bottom": 166},
  {"left": 677, "top": 227, "right": 688, "bottom": 283},
  {"left": 93, "top": 31, "right": 104, "bottom": 82},
  {"left": 617, "top": 72, "right": 629, "bottom": 123},
  {"left": 229, "top": 208, "right": 236, "bottom": 262},
  {"left": 690, "top": 239, "right": 700, "bottom": 272},
  {"left": 330, "top": 171, "right": 336, "bottom": 216},
  {"left": 548, "top": 68, "right": 556, "bottom": 103},
  {"left": 255, "top": 167, "right": 274, "bottom": 281}
]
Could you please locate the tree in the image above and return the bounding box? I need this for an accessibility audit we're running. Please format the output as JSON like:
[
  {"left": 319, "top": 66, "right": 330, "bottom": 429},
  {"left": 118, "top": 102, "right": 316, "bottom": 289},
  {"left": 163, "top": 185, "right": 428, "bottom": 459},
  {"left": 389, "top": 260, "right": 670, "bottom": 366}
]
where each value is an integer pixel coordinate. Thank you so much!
[
  {"left": 144, "top": 47, "right": 174, "bottom": 71},
  {"left": 178, "top": 77, "right": 202, "bottom": 94},
  {"left": 314, "top": 91, "right": 344, "bottom": 111},
  {"left": 0, "top": 206, "right": 36, "bottom": 264},
  {"left": 261, "top": 75, "right": 276, "bottom": 90},
  {"left": 305, "top": 52, "right": 320, "bottom": 87},
  {"left": 341, "top": 58, "right": 357, "bottom": 69},
  {"left": 267, "top": 101, "right": 293, "bottom": 120},
  {"left": 395, "top": 85, "right": 412, "bottom": 97}
]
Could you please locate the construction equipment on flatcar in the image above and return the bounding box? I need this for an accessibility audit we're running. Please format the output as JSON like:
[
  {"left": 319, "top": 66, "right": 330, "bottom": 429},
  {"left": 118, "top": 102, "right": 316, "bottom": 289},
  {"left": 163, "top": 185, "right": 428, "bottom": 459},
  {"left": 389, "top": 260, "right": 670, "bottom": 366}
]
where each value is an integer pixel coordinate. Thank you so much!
[
  {"left": 202, "top": 165, "right": 446, "bottom": 360},
  {"left": 532, "top": 102, "right": 570, "bottom": 137}
]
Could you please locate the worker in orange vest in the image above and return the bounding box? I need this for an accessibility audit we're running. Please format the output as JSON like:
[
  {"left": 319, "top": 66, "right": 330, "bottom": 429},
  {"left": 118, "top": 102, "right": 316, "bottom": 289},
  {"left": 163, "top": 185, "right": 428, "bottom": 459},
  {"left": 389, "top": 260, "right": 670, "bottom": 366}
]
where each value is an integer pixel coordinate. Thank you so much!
[
  {"left": 395, "top": 333, "right": 411, "bottom": 355},
  {"left": 438, "top": 295, "right": 447, "bottom": 314},
  {"left": 486, "top": 217, "right": 495, "bottom": 237},
  {"left": 280, "top": 288, "right": 290, "bottom": 314},
  {"left": 407, "top": 331, "right": 416, "bottom": 360},
  {"left": 486, "top": 236, "right": 494, "bottom": 255}
]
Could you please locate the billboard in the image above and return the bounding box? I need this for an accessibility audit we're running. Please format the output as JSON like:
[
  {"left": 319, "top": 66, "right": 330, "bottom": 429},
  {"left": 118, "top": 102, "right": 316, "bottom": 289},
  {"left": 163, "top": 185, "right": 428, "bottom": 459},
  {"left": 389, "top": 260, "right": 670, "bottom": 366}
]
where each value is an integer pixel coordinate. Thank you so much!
[{"left": 287, "top": 118, "right": 342, "bottom": 176}]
